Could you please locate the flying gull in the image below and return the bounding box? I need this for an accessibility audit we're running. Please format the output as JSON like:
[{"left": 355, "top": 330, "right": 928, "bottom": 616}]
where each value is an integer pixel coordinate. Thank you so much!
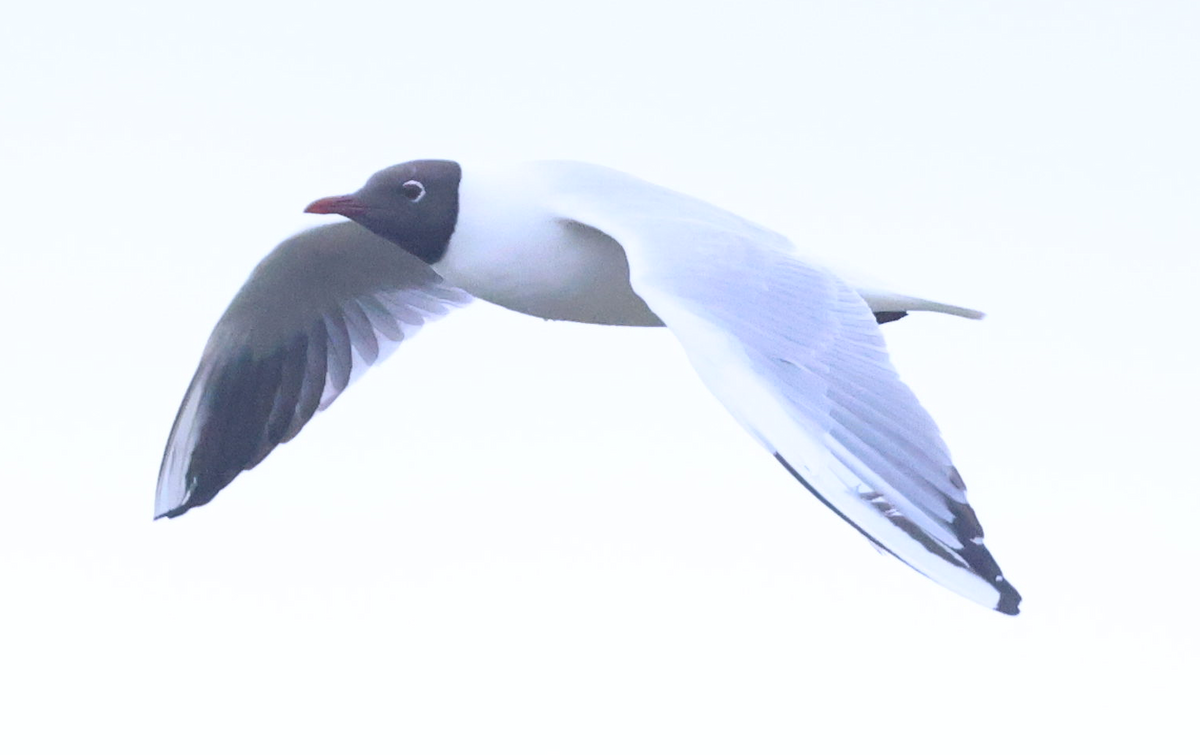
[{"left": 156, "top": 160, "right": 1021, "bottom": 615}]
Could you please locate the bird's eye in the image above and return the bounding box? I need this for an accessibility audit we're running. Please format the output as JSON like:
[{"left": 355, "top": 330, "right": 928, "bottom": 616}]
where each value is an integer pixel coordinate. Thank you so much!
[{"left": 401, "top": 180, "right": 426, "bottom": 202}]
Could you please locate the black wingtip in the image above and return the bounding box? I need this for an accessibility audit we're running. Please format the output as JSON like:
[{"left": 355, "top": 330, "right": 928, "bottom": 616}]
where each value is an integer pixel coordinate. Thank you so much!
[
  {"left": 154, "top": 502, "right": 195, "bottom": 520},
  {"left": 994, "top": 580, "right": 1022, "bottom": 616},
  {"left": 773, "top": 453, "right": 1023, "bottom": 616},
  {"left": 153, "top": 488, "right": 215, "bottom": 520},
  {"left": 154, "top": 343, "right": 299, "bottom": 522}
]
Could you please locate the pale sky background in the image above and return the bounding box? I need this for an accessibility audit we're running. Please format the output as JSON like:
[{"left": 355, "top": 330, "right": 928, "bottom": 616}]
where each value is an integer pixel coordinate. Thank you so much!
[{"left": 2, "top": 1, "right": 1197, "bottom": 752}]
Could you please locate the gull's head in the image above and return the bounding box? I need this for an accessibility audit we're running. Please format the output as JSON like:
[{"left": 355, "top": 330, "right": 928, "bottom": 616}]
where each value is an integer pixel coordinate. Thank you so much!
[{"left": 306, "top": 159, "right": 462, "bottom": 264}]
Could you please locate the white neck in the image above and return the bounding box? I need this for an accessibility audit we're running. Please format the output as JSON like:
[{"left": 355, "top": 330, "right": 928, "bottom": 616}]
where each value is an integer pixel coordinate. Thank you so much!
[{"left": 433, "top": 162, "right": 661, "bottom": 327}]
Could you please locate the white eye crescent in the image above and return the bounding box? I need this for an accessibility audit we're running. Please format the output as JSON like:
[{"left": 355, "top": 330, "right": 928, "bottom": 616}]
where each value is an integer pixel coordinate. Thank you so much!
[{"left": 401, "top": 180, "right": 426, "bottom": 202}]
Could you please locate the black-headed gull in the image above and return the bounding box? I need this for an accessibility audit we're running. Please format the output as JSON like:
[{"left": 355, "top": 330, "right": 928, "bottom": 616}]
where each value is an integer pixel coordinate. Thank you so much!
[{"left": 157, "top": 160, "right": 1021, "bottom": 615}]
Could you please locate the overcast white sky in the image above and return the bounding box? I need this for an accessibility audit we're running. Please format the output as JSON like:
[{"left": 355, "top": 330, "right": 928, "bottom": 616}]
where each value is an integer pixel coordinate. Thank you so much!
[{"left": 2, "top": 1, "right": 1198, "bottom": 752}]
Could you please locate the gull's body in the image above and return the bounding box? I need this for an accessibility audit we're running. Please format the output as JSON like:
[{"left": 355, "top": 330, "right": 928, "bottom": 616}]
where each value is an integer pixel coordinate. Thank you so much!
[{"left": 157, "top": 159, "right": 1020, "bottom": 614}]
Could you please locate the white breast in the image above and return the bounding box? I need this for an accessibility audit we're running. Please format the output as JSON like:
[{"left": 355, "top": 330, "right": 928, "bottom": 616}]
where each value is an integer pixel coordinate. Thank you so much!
[{"left": 432, "top": 163, "right": 662, "bottom": 326}]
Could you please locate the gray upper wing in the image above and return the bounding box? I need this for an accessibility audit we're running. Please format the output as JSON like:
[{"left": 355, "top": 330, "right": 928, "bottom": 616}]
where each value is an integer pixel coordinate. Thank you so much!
[
  {"left": 155, "top": 221, "right": 472, "bottom": 519},
  {"left": 540, "top": 161, "right": 1019, "bottom": 613}
]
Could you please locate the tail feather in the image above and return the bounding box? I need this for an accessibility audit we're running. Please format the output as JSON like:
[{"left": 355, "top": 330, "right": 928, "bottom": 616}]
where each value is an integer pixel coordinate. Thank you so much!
[{"left": 856, "top": 287, "right": 985, "bottom": 321}]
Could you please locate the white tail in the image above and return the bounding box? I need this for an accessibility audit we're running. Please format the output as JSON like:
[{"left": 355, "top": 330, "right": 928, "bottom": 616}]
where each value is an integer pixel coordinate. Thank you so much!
[{"left": 855, "top": 287, "right": 985, "bottom": 320}]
